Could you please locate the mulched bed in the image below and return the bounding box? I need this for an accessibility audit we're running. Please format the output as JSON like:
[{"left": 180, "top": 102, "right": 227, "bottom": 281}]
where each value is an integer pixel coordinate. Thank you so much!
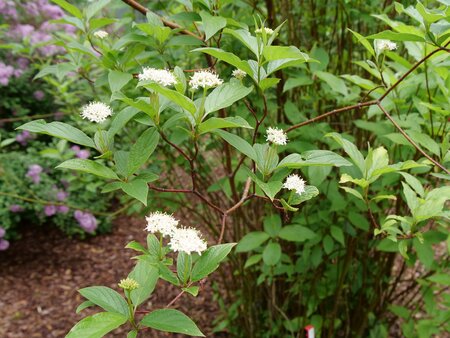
[{"left": 0, "top": 217, "right": 221, "bottom": 337}]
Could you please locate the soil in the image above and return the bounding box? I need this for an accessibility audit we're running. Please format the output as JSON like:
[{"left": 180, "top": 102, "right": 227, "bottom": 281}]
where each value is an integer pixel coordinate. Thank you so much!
[{"left": 0, "top": 217, "right": 222, "bottom": 338}]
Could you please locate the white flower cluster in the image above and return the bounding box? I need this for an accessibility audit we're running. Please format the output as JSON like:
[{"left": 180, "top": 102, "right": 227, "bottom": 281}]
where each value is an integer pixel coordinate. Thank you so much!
[
  {"left": 80, "top": 102, "right": 113, "bottom": 123},
  {"left": 189, "top": 70, "right": 223, "bottom": 90},
  {"left": 232, "top": 69, "right": 246, "bottom": 80},
  {"left": 266, "top": 127, "right": 288, "bottom": 145},
  {"left": 375, "top": 39, "right": 397, "bottom": 53},
  {"left": 255, "top": 27, "right": 274, "bottom": 35},
  {"left": 145, "top": 211, "right": 207, "bottom": 255},
  {"left": 169, "top": 227, "right": 207, "bottom": 255},
  {"left": 93, "top": 30, "right": 109, "bottom": 39},
  {"left": 138, "top": 67, "right": 177, "bottom": 87},
  {"left": 283, "top": 174, "right": 306, "bottom": 195},
  {"left": 145, "top": 211, "right": 179, "bottom": 237}
]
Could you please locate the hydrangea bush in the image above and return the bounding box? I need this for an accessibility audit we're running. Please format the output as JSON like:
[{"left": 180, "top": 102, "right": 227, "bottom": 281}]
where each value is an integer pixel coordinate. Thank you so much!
[{"left": 16, "top": 0, "right": 450, "bottom": 337}]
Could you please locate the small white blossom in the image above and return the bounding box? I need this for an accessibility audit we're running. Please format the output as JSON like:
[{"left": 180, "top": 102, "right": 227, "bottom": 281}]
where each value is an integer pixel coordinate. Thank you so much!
[
  {"left": 232, "top": 69, "right": 246, "bottom": 80},
  {"left": 138, "top": 67, "right": 177, "bottom": 87},
  {"left": 80, "top": 102, "right": 113, "bottom": 123},
  {"left": 255, "top": 27, "right": 274, "bottom": 35},
  {"left": 93, "top": 30, "right": 109, "bottom": 39},
  {"left": 375, "top": 39, "right": 397, "bottom": 53},
  {"left": 169, "top": 227, "right": 207, "bottom": 255},
  {"left": 283, "top": 174, "right": 306, "bottom": 195},
  {"left": 145, "top": 211, "right": 179, "bottom": 237},
  {"left": 189, "top": 70, "right": 223, "bottom": 90},
  {"left": 266, "top": 127, "right": 288, "bottom": 145}
]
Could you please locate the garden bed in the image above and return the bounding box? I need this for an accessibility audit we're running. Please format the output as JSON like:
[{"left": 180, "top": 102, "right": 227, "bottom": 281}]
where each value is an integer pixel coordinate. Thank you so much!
[{"left": 0, "top": 217, "right": 220, "bottom": 337}]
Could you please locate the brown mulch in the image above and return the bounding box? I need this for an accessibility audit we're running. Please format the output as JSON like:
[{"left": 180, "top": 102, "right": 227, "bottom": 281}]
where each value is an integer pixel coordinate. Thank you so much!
[{"left": 0, "top": 217, "right": 223, "bottom": 338}]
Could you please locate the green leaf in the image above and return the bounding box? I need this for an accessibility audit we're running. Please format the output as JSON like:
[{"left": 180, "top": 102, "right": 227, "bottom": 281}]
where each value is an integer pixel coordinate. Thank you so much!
[
  {"left": 128, "top": 261, "right": 159, "bottom": 306},
  {"left": 223, "top": 28, "right": 259, "bottom": 56},
  {"left": 192, "top": 47, "right": 253, "bottom": 76},
  {"left": 262, "top": 242, "right": 281, "bottom": 266},
  {"left": 277, "top": 151, "right": 351, "bottom": 168},
  {"left": 89, "top": 18, "right": 116, "bottom": 30},
  {"left": 66, "top": 312, "right": 127, "bottom": 338},
  {"left": 140, "top": 309, "right": 205, "bottom": 336},
  {"left": 17, "top": 120, "right": 95, "bottom": 148},
  {"left": 263, "top": 46, "right": 308, "bottom": 61},
  {"left": 121, "top": 179, "right": 149, "bottom": 206},
  {"left": 198, "top": 116, "right": 252, "bottom": 134},
  {"left": 348, "top": 29, "right": 375, "bottom": 57},
  {"left": 259, "top": 78, "right": 280, "bottom": 90},
  {"left": 127, "top": 331, "right": 138, "bottom": 338},
  {"left": 289, "top": 186, "right": 320, "bottom": 205},
  {"left": 366, "top": 30, "right": 425, "bottom": 42},
  {"left": 76, "top": 301, "right": 95, "bottom": 314},
  {"left": 428, "top": 273, "right": 450, "bottom": 286},
  {"left": 57, "top": 159, "right": 119, "bottom": 180},
  {"left": 51, "top": 0, "right": 83, "bottom": 19},
  {"left": 86, "top": 0, "right": 110, "bottom": 20},
  {"left": 340, "top": 186, "right": 364, "bottom": 200},
  {"left": 177, "top": 252, "right": 192, "bottom": 284},
  {"left": 244, "top": 254, "right": 262, "bottom": 268},
  {"left": 125, "top": 241, "right": 147, "bottom": 253},
  {"left": 108, "top": 70, "right": 133, "bottom": 93},
  {"left": 413, "top": 238, "right": 434, "bottom": 269},
  {"left": 191, "top": 243, "right": 236, "bottom": 281},
  {"left": 199, "top": 11, "right": 226, "bottom": 40},
  {"left": 204, "top": 82, "right": 253, "bottom": 115},
  {"left": 109, "top": 107, "right": 139, "bottom": 137},
  {"left": 326, "top": 133, "right": 365, "bottom": 174},
  {"left": 214, "top": 130, "right": 257, "bottom": 161},
  {"left": 141, "top": 83, "right": 196, "bottom": 115},
  {"left": 127, "top": 128, "right": 159, "bottom": 176},
  {"left": 316, "top": 71, "right": 348, "bottom": 96},
  {"left": 278, "top": 225, "right": 316, "bottom": 242},
  {"left": 236, "top": 231, "right": 270, "bottom": 252},
  {"left": 330, "top": 226, "right": 345, "bottom": 246},
  {"left": 78, "top": 286, "right": 129, "bottom": 317}
]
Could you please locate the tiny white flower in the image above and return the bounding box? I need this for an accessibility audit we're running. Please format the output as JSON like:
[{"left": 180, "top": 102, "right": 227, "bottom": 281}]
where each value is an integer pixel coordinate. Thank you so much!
[
  {"left": 266, "top": 127, "right": 288, "bottom": 146},
  {"left": 80, "top": 102, "right": 113, "bottom": 123},
  {"left": 374, "top": 39, "right": 397, "bottom": 53},
  {"left": 232, "top": 69, "right": 246, "bottom": 80},
  {"left": 138, "top": 67, "right": 177, "bottom": 87},
  {"left": 255, "top": 27, "right": 274, "bottom": 35},
  {"left": 169, "top": 227, "right": 207, "bottom": 255},
  {"left": 93, "top": 30, "right": 109, "bottom": 39},
  {"left": 145, "top": 211, "right": 179, "bottom": 237},
  {"left": 189, "top": 70, "right": 223, "bottom": 90},
  {"left": 283, "top": 174, "right": 306, "bottom": 195}
]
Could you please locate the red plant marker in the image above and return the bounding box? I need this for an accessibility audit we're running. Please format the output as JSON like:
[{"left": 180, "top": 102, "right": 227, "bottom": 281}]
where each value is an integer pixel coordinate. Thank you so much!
[{"left": 305, "top": 325, "right": 315, "bottom": 338}]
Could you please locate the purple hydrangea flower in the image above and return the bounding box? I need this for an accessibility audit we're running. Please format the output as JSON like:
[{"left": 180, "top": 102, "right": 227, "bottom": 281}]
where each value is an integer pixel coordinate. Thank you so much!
[
  {"left": 16, "top": 130, "right": 32, "bottom": 146},
  {"left": 0, "top": 227, "right": 5, "bottom": 238},
  {"left": 9, "top": 204, "right": 23, "bottom": 213},
  {"left": 9, "top": 24, "right": 35, "bottom": 39},
  {"left": 16, "top": 57, "right": 29, "bottom": 69},
  {"left": 41, "top": 3, "right": 64, "bottom": 19},
  {"left": 44, "top": 205, "right": 57, "bottom": 216},
  {"left": 74, "top": 210, "right": 98, "bottom": 233},
  {"left": 56, "top": 191, "right": 68, "bottom": 201},
  {"left": 57, "top": 205, "right": 69, "bottom": 214},
  {"left": 26, "top": 164, "right": 43, "bottom": 184},
  {"left": 0, "top": 62, "right": 14, "bottom": 86},
  {"left": 33, "top": 90, "right": 45, "bottom": 100},
  {"left": 0, "top": 0, "right": 18, "bottom": 20},
  {"left": 71, "top": 145, "right": 90, "bottom": 159},
  {"left": 0, "top": 239, "right": 9, "bottom": 251}
]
